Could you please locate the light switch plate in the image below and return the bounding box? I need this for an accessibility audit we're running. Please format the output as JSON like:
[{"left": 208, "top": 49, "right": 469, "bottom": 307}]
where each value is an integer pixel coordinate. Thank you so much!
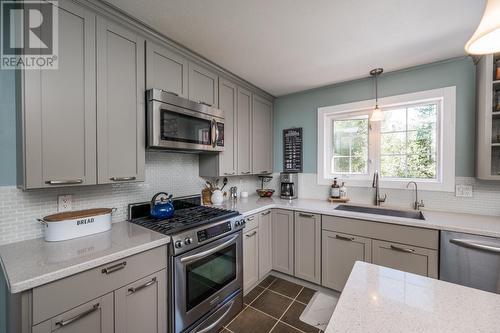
[
  {"left": 58, "top": 194, "right": 72, "bottom": 212},
  {"left": 455, "top": 185, "right": 473, "bottom": 197}
]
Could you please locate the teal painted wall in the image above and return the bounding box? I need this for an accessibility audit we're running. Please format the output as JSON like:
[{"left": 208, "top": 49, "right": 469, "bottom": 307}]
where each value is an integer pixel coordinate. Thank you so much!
[
  {"left": 0, "top": 68, "right": 16, "bottom": 186},
  {"left": 273, "top": 57, "right": 476, "bottom": 176}
]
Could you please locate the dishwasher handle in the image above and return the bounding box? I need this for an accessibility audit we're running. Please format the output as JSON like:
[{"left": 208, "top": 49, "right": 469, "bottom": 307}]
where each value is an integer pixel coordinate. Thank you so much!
[{"left": 450, "top": 238, "right": 500, "bottom": 254}]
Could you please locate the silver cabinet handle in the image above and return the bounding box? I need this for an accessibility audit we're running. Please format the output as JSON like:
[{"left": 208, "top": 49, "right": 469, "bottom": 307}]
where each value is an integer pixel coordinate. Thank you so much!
[
  {"left": 110, "top": 176, "right": 136, "bottom": 181},
  {"left": 246, "top": 216, "right": 255, "bottom": 221},
  {"left": 390, "top": 245, "right": 415, "bottom": 253},
  {"left": 299, "top": 213, "right": 314, "bottom": 218},
  {"left": 261, "top": 211, "right": 271, "bottom": 216},
  {"left": 128, "top": 277, "right": 157, "bottom": 294},
  {"left": 45, "top": 179, "right": 83, "bottom": 185},
  {"left": 101, "top": 261, "right": 127, "bottom": 274},
  {"left": 241, "top": 171, "right": 251, "bottom": 174},
  {"left": 162, "top": 89, "right": 178, "bottom": 96},
  {"left": 224, "top": 172, "right": 236, "bottom": 175},
  {"left": 335, "top": 234, "right": 354, "bottom": 241},
  {"left": 450, "top": 239, "right": 500, "bottom": 254},
  {"left": 55, "top": 303, "right": 100, "bottom": 327},
  {"left": 181, "top": 234, "right": 239, "bottom": 263},
  {"left": 199, "top": 101, "right": 213, "bottom": 107},
  {"left": 245, "top": 231, "right": 257, "bottom": 238},
  {"left": 260, "top": 171, "right": 269, "bottom": 174}
]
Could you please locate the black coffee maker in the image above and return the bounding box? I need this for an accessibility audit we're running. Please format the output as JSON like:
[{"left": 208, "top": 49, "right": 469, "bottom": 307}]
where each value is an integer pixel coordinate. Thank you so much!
[{"left": 280, "top": 172, "right": 298, "bottom": 199}]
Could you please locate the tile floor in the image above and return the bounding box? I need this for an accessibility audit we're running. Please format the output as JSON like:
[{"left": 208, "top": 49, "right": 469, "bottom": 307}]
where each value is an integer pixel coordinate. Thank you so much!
[{"left": 220, "top": 275, "right": 324, "bottom": 333}]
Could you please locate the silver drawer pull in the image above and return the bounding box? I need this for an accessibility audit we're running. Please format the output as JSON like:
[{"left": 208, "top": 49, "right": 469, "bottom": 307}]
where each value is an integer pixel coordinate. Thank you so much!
[
  {"left": 260, "top": 171, "right": 269, "bottom": 174},
  {"left": 261, "top": 211, "right": 271, "bottom": 216},
  {"left": 162, "top": 90, "right": 178, "bottom": 96},
  {"left": 246, "top": 216, "right": 255, "bottom": 221},
  {"left": 199, "top": 101, "right": 213, "bottom": 107},
  {"left": 45, "top": 179, "right": 83, "bottom": 185},
  {"left": 128, "top": 277, "right": 157, "bottom": 294},
  {"left": 55, "top": 303, "right": 100, "bottom": 327},
  {"left": 450, "top": 239, "right": 500, "bottom": 254},
  {"left": 245, "top": 231, "right": 257, "bottom": 238},
  {"left": 335, "top": 235, "right": 354, "bottom": 241},
  {"left": 390, "top": 245, "right": 415, "bottom": 253},
  {"left": 299, "top": 213, "right": 314, "bottom": 218},
  {"left": 110, "top": 176, "right": 136, "bottom": 181},
  {"left": 241, "top": 171, "right": 251, "bottom": 174},
  {"left": 224, "top": 172, "right": 236, "bottom": 175},
  {"left": 101, "top": 261, "right": 127, "bottom": 274}
]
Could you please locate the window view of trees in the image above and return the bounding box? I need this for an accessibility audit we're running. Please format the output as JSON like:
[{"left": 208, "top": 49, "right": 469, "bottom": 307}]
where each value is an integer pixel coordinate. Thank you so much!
[{"left": 331, "top": 116, "right": 368, "bottom": 174}]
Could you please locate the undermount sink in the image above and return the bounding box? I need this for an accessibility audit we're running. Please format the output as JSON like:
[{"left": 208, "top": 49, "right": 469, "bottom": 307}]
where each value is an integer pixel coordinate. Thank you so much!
[{"left": 334, "top": 205, "right": 425, "bottom": 220}]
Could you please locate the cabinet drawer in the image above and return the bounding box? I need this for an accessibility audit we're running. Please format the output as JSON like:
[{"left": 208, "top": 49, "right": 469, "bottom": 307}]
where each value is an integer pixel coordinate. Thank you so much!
[
  {"left": 32, "top": 245, "right": 166, "bottom": 325},
  {"left": 322, "top": 215, "right": 438, "bottom": 250},
  {"left": 244, "top": 214, "right": 259, "bottom": 231}
]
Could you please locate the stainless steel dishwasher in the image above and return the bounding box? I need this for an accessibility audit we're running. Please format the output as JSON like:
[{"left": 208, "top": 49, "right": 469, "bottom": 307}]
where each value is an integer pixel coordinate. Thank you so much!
[{"left": 440, "top": 231, "right": 500, "bottom": 294}]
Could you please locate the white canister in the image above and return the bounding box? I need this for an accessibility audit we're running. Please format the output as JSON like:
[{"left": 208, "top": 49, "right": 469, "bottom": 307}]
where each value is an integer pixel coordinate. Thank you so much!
[
  {"left": 39, "top": 208, "right": 115, "bottom": 242},
  {"left": 211, "top": 190, "right": 224, "bottom": 205}
]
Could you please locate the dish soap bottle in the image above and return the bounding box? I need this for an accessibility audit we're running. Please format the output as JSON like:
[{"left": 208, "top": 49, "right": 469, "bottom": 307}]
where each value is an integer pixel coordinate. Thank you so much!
[
  {"left": 330, "top": 178, "right": 340, "bottom": 198},
  {"left": 339, "top": 182, "right": 348, "bottom": 199}
]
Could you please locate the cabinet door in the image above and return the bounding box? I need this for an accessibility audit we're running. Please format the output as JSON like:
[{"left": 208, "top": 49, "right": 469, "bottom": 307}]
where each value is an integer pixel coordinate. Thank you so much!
[
  {"left": 146, "top": 41, "right": 188, "bottom": 97},
  {"left": 322, "top": 231, "right": 371, "bottom": 291},
  {"left": 23, "top": 0, "right": 96, "bottom": 189},
  {"left": 294, "top": 212, "right": 321, "bottom": 284},
  {"left": 188, "top": 62, "right": 218, "bottom": 106},
  {"left": 272, "top": 209, "right": 294, "bottom": 275},
  {"left": 218, "top": 78, "right": 238, "bottom": 176},
  {"left": 372, "top": 240, "right": 438, "bottom": 278},
  {"left": 243, "top": 228, "right": 259, "bottom": 292},
  {"left": 96, "top": 18, "right": 145, "bottom": 184},
  {"left": 114, "top": 270, "right": 167, "bottom": 333},
  {"left": 258, "top": 210, "right": 273, "bottom": 279},
  {"left": 237, "top": 87, "right": 252, "bottom": 175},
  {"left": 32, "top": 293, "right": 113, "bottom": 333},
  {"left": 252, "top": 95, "right": 273, "bottom": 174}
]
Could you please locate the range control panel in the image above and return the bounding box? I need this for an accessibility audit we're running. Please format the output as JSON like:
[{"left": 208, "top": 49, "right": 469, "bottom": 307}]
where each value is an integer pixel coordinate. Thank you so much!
[{"left": 197, "top": 221, "right": 232, "bottom": 242}]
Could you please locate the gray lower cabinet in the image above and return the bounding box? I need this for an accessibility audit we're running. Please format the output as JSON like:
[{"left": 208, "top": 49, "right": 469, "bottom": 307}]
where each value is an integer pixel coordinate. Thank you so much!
[
  {"left": 96, "top": 18, "right": 145, "bottom": 184},
  {"left": 251, "top": 95, "right": 273, "bottom": 175},
  {"left": 371, "top": 240, "right": 438, "bottom": 278},
  {"left": 272, "top": 209, "right": 294, "bottom": 275},
  {"left": 237, "top": 87, "right": 253, "bottom": 175},
  {"left": 294, "top": 212, "right": 321, "bottom": 284},
  {"left": 114, "top": 270, "right": 167, "bottom": 333},
  {"left": 258, "top": 210, "right": 273, "bottom": 279},
  {"left": 322, "top": 231, "right": 371, "bottom": 291},
  {"left": 188, "top": 62, "right": 218, "bottom": 107},
  {"left": 146, "top": 41, "right": 189, "bottom": 97},
  {"left": 32, "top": 293, "right": 114, "bottom": 333},
  {"left": 243, "top": 226, "right": 259, "bottom": 292},
  {"left": 20, "top": 0, "right": 97, "bottom": 189}
]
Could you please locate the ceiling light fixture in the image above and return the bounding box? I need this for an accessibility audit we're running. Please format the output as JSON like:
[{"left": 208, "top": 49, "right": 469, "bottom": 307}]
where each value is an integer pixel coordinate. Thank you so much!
[
  {"left": 370, "top": 68, "right": 384, "bottom": 122},
  {"left": 465, "top": 0, "right": 500, "bottom": 54}
]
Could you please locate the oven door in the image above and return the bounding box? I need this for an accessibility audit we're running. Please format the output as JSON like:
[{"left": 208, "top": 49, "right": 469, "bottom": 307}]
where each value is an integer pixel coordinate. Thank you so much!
[
  {"left": 173, "top": 231, "right": 242, "bottom": 333},
  {"left": 148, "top": 99, "right": 224, "bottom": 152}
]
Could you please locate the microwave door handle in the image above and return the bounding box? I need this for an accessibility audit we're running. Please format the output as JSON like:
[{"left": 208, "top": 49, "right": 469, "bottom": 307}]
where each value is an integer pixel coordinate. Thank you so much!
[
  {"left": 211, "top": 119, "right": 217, "bottom": 148},
  {"left": 180, "top": 234, "right": 239, "bottom": 263}
]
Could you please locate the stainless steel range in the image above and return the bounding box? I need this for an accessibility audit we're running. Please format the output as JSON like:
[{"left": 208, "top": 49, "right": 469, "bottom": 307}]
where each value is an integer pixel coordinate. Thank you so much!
[{"left": 129, "top": 195, "right": 245, "bottom": 333}]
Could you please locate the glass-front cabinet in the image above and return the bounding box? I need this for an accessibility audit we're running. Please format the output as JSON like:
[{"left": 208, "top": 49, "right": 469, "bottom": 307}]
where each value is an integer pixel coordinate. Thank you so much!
[{"left": 476, "top": 53, "right": 500, "bottom": 179}]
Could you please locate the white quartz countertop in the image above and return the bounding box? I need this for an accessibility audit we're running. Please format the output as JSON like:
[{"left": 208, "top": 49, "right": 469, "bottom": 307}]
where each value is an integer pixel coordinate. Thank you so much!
[
  {"left": 0, "top": 222, "right": 169, "bottom": 293},
  {"left": 216, "top": 196, "right": 500, "bottom": 238},
  {"left": 326, "top": 261, "right": 500, "bottom": 333}
]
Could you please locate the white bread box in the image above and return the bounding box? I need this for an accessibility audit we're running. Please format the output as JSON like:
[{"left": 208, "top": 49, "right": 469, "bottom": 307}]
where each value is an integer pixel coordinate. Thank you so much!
[{"left": 38, "top": 208, "right": 115, "bottom": 242}]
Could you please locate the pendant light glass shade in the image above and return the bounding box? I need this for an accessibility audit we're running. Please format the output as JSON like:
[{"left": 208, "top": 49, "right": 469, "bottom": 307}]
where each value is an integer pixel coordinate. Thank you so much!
[
  {"left": 465, "top": 0, "right": 500, "bottom": 54},
  {"left": 369, "top": 68, "right": 384, "bottom": 122},
  {"left": 371, "top": 106, "right": 384, "bottom": 122}
]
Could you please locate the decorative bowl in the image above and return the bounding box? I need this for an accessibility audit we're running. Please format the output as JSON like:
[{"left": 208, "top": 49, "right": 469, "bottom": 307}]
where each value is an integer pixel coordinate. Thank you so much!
[{"left": 256, "top": 189, "right": 275, "bottom": 197}]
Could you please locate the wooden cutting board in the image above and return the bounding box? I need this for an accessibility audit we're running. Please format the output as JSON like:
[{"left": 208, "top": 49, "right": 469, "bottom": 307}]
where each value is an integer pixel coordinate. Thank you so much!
[{"left": 43, "top": 208, "right": 113, "bottom": 222}]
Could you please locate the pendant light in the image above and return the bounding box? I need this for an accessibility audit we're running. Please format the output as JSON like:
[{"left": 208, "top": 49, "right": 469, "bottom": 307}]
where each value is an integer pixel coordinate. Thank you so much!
[
  {"left": 370, "top": 68, "right": 384, "bottom": 122},
  {"left": 465, "top": 0, "right": 500, "bottom": 54}
]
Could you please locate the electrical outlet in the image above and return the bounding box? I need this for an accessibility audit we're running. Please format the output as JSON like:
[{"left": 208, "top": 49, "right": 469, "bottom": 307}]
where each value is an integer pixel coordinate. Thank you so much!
[
  {"left": 455, "top": 185, "right": 473, "bottom": 197},
  {"left": 58, "top": 194, "right": 72, "bottom": 212}
]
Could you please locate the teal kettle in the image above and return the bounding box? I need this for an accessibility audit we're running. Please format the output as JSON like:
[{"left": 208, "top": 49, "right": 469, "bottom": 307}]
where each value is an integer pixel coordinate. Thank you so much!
[{"left": 150, "top": 192, "right": 174, "bottom": 219}]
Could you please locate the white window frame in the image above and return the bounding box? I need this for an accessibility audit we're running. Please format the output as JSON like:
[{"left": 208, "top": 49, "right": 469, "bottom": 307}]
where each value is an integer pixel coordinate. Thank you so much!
[{"left": 317, "top": 87, "right": 456, "bottom": 192}]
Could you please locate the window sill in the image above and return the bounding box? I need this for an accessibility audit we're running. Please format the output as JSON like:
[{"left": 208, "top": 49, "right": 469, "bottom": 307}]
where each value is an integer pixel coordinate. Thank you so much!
[{"left": 317, "top": 176, "right": 455, "bottom": 192}]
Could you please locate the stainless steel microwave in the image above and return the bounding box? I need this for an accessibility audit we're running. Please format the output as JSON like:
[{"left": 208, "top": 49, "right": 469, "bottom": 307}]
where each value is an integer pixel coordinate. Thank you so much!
[{"left": 146, "top": 89, "right": 224, "bottom": 152}]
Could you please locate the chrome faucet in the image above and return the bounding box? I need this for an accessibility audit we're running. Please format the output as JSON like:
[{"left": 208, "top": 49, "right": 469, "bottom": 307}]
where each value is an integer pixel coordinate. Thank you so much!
[
  {"left": 372, "top": 171, "right": 387, "bottom": 206},
  {"left": 406, "top": 181, "right": 424, "bottom": 210}
]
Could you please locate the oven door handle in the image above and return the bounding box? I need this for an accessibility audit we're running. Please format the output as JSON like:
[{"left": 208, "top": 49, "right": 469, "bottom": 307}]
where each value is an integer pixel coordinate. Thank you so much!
[{"left": 180, "top": 234, "right": 239, "bottom": 263}]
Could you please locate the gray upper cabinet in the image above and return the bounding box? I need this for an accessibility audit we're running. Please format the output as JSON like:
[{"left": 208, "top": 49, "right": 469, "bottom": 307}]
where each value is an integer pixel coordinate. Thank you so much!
[
  {"left": 294, "top": 212, "right": 321, "bottom": 284},
  {"left": 114, "top": 270, "right": 167, "bottom": 333},
  {"left": 96, "top": 18, "right": 145, "bottom": 184},
  {"left": 217, "top": 78, "right": 238, "bottom": 176},
  {"left": 252, "top": 95, "right": 273, "bottom": 174},
  {"left": 20, "top": 0, "right": 97, "bottom": 189},
  {"left": 188, "top": 62, "right": 218, "bottom": 106},
  {"left": 146, "top": 41, "right": 188, "bottom": 98},
  {"left": 237, "top": 87, "right": 252, "bottom": 175},
  {"left": 272, "top": 209, "right": 294, "bottom": 275}
]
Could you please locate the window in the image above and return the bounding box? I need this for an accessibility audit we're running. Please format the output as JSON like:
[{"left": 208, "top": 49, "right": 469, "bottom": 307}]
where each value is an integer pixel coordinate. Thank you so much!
[{"left": 317, "top": 87, "right": 456, "bottom": 191}]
